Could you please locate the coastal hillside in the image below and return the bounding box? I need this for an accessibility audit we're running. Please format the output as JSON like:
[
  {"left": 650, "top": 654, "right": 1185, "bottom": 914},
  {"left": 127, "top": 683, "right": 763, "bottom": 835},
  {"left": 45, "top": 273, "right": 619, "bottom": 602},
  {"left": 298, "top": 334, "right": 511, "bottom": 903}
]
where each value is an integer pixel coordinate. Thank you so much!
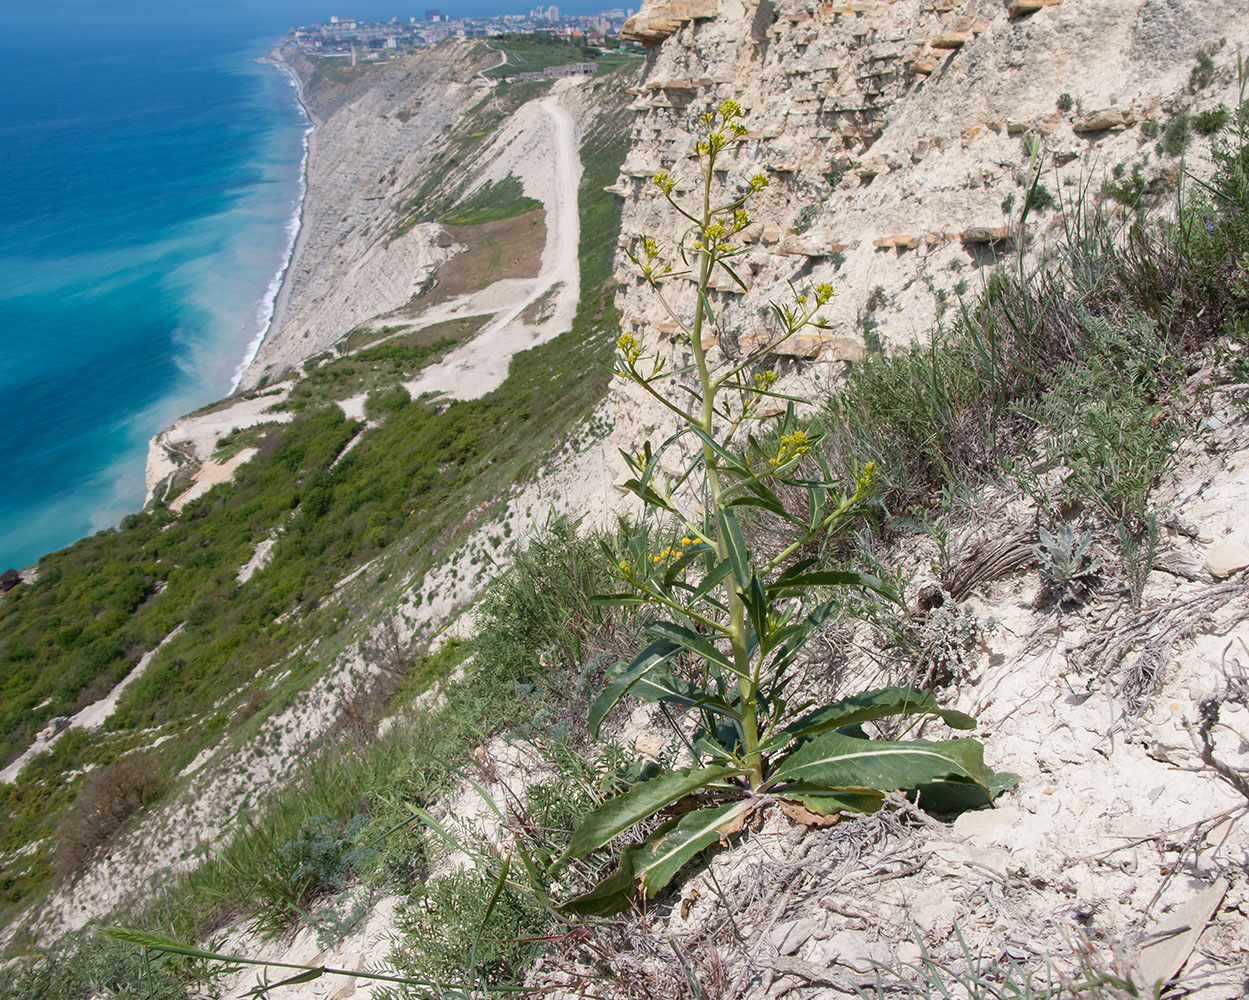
[
  {"left": 0, "top": 35, "right": 642, "bottom": 959},
  {"left": 4, "top": 4, "right": 1249, "bottom": 999}
]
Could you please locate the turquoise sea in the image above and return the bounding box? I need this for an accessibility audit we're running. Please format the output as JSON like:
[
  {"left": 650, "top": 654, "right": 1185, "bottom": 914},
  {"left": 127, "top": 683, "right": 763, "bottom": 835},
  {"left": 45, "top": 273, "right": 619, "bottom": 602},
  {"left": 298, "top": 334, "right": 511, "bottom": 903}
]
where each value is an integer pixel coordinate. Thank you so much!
[{"left": 0, "top": 16, "right": 309, "bottom": 569}]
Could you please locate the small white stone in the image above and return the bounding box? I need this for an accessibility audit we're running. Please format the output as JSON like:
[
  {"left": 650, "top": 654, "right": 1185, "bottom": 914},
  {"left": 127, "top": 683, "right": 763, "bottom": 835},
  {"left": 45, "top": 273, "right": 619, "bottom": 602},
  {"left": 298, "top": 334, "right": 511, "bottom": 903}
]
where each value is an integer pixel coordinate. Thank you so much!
[{"left": 1205, "top": 541, "right": 1249, "bottom": 579}]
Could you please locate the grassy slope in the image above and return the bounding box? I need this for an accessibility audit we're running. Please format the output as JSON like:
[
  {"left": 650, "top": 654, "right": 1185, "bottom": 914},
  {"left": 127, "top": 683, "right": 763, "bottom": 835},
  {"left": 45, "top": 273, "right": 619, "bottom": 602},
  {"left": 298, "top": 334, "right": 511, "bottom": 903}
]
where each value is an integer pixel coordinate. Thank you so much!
[{"left": 0, "top": 62, "right": 638, "bottom": 954}]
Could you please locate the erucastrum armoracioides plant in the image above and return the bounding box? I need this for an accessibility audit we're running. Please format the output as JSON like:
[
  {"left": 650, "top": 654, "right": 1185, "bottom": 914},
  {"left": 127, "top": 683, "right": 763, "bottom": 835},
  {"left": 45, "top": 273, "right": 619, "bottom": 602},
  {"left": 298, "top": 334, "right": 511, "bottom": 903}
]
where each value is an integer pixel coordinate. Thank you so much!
[{"left": 554, "top": 101, "right": 1016, "bottom": 916}]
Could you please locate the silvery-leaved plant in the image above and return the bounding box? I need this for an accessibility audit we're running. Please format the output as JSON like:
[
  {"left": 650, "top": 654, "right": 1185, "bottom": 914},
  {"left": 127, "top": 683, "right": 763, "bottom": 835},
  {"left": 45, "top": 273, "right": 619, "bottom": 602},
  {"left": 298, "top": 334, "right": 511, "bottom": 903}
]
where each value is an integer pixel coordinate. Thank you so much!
[{"left": 553, "top": 101, "right": 1016, "bottom": 916}]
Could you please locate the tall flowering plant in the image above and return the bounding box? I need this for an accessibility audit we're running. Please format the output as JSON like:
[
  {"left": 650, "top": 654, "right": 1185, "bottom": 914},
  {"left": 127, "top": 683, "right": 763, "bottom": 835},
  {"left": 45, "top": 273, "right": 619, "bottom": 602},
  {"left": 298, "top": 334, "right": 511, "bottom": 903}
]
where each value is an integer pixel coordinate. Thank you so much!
[{"left": 554, "top": 102, "right": 1014, "bottom": 915}]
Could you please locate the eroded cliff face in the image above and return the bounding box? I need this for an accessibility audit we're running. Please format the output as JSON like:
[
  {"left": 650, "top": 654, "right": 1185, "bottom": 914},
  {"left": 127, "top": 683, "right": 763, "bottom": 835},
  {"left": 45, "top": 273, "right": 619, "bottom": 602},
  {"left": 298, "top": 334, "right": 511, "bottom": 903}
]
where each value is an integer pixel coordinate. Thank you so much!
[
  {"left": 241, "top": 43, "right": 496, "bottom": 389},
  {"left": 608, "top": 0, "right": 1249, "bottom": 449}
]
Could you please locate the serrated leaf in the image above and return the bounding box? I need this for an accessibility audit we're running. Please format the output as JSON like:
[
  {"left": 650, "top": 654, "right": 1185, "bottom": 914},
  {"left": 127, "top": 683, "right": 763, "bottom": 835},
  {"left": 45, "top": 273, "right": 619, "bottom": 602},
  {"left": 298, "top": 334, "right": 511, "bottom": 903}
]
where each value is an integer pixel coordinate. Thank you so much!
[
  {"left": 561, "top": 765, "right": 740, "bottom": 861},
  {"left": 759, "top": 686, "right": 977, "bottom": 755},
  {"left": 771, "top": 732, "right": 994, "bottom": 801},
  {"left": 588, "top": 639, "right": 682, "bottom": 737},
  {"left": 638, "top": 800, "right": 755, "bottom": 897},
  {"left": 717, "top": 507, "right": 751, "bottom": 589}
]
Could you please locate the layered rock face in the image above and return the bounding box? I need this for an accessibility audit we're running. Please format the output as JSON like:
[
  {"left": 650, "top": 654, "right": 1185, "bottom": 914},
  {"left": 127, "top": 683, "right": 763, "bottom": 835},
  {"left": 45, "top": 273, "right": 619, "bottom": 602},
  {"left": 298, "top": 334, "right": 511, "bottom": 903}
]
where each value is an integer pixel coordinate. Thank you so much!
[
  {"left": 241, "top": 43, "right": 496, "bottom": 389},
  {"left": 609, "top": 0, "right": 1249, "bottom": 422}
]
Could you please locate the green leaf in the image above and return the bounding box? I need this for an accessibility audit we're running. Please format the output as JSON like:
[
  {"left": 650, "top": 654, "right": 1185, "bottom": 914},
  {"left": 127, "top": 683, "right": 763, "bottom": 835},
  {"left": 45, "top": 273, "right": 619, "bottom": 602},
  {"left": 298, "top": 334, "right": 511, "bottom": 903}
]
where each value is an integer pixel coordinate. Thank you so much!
[
  {"left": 588, "top": 593, "right": 649, "bottom": 607},
  {"left": 765, "top": 598, "right": 841, "bottom": 678},
  {"left": 742, "top": 576, "right": 769, "bottom": 650},
  {"left": 911, "top": 775, "right": 1018, "bottom": 814},
  {"left": 648, "top": 620, "right": 736, "bottom": 672},
  {"left": 623, "top": 478, "right": 675, "bottom": 512},
  {"left": 771, "top": 732, "right": 996, "bottom": 802},
  {"left": 780, "top": 790, "right": 886, "bottom": 815},
  {"left": 719, "top": 260, "right": 749, "bottom": 291},
  {"left": 726, "top": 493, "right": 797, "bottom": 522},
  {"left": 244, "top": 970, "right": 323, "bottom": 996},
  {"left": 759, "top": 686, "right": 977, "bottom": 755},
  {"left": 561, "top": 764, "right": 740, "bottom": 861},
  {"left": 663, "top": 543, "right": 713, "bottom": 588},
  {"left": 717, "top": 507, "right": 751, "bottom": 589},
  {"left": 687, "top": 559, "right": 734, "bottom": 605},
  {"left": 588, "top": 639, "right": 682, "bottom": 738},
  {"left": 557, "top": 843, "right": 647, "bottom": 916},
  {"left": 638, "top": 799, "right": 754, "bottom": 896},
  {"left": 768, "top": 570, "right": 899, "bottom": 604},
  {"left": 687, "top": 424, "right": 753, "bottom": 478},
  {"left": 627, "top": 672, "right": 738, "bottom": 721}
]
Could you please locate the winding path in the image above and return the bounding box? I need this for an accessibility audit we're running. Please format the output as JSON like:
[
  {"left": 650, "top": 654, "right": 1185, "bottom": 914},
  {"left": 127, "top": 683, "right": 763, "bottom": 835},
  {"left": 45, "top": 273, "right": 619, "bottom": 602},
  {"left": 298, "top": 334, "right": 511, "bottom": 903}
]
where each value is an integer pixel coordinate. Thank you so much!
[{"left": 393, "top": 82, "right": 584, "bottom": 401}]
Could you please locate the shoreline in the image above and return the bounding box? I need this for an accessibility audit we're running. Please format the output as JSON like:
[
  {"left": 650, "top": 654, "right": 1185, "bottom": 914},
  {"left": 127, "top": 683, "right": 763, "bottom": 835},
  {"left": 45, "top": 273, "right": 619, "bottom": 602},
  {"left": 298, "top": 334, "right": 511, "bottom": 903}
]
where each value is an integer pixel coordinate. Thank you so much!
[{"left": 231, "top": 48, "right": 317, "bottom": 393}]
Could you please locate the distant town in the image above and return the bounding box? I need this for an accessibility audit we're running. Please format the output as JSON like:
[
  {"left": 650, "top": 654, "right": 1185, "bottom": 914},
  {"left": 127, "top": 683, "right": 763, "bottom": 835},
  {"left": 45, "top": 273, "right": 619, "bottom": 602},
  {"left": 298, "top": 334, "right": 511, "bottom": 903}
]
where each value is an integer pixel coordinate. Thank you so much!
[{"left": 286, "top": 7, "right": 641, "bottom": 61}]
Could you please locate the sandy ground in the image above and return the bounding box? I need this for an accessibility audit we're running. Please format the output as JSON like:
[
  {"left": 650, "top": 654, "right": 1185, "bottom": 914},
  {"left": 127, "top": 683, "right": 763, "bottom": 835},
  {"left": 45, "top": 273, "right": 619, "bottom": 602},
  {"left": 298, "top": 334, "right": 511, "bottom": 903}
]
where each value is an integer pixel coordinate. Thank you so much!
[
  {"left": 401, "top": 79, "right": 585, "bottom": 402},
  {"left": 145, "top": 388, "right": 293, "bottom": 505}
]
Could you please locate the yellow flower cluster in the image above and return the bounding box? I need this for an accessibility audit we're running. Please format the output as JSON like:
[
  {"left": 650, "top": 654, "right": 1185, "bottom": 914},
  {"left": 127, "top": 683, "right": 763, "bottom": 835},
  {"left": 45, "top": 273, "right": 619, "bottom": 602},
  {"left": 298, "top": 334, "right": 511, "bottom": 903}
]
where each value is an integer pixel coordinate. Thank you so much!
[
  {"left": 616, "top": 332, "right": 642, "bottom": 364},
  {"left": 854, "top": 461, "right": 877, "bottom": 498},
  {"left": 652, "top": 172, "right": 675, "bottom": 196},
  {"left": 770, "top": 429, "right": 811, "bottom": 468},
  {"left": 650, "top": 536, "right": 700, "bottom": 568},
  {"left": 753, "top": 369, "right": 777, "bottom": 391}
]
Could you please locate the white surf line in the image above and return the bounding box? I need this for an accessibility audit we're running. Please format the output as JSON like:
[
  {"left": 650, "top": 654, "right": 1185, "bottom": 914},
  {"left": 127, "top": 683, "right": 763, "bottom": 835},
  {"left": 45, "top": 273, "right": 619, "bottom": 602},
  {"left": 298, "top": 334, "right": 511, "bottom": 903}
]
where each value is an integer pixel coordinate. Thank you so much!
[
  {"left": 402, "top": 83, "right": 584, "bottom": 402},
  {"left": 0, "top": 627, "right": 184, "bottom": 785}
]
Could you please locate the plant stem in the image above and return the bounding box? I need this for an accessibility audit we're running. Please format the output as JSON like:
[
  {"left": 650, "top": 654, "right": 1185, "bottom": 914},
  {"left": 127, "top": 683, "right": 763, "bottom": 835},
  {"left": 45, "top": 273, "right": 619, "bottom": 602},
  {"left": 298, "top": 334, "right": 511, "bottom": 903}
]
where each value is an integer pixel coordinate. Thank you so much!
[{"left": 688, "top": 144, "right": 765, "bottom": 789}]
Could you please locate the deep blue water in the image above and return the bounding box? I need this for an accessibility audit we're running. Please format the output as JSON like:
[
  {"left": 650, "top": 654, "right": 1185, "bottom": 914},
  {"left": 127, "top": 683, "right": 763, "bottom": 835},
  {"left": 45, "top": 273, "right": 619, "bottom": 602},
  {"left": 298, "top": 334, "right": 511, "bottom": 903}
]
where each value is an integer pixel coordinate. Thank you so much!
[
  {"left": 0, "top": 17, "right": 310, "bottom": 568},
  {"left": 0, "top": 1, "right": 614, "bottom": 569}
]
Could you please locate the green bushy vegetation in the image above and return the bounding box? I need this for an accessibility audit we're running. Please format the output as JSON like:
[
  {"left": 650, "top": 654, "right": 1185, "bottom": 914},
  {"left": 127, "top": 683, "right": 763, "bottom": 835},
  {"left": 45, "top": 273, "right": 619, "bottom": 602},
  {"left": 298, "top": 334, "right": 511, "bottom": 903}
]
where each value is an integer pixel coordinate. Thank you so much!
[
  {"left": 483, "top": 33, "right": 603, "bottom": 78},
  {"left": 10, "top": 55, "right": 1249, "bottom": 1000},
  {"left": 0, "top": 69, "right": 638, "bottom": 932},
  {"left": 439, "top": 174, "right": 541, "bottom": 225}
]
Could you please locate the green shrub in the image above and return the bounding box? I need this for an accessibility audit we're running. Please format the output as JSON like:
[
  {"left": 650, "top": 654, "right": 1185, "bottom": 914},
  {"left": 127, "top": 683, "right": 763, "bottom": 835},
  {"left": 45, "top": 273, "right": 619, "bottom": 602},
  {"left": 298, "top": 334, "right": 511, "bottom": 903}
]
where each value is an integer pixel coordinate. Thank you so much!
[
  {"left": 1024, "top": 181, "right": 1058, "bottom": 213},
  {"left": 1056, "top": 92, "right": 1074, "bottom": 112},
  {"left": 1193, "top": 104, "right": 1231, "bottom": 135},
  {"left": 553, "top": 101, "right": 1014, "bottom": 917},
  {"left": 1162, "top": 111, "right": 1191, "bottom": 156},
  {"left": 1190, "top": 49, "right": 1216, "bottom": 91},
  {"left": 1033, "top": 523, "right": 1103, "bottom": 604},
  {"left": 793, "top": 201, "right": 820, "bottom": 233}
]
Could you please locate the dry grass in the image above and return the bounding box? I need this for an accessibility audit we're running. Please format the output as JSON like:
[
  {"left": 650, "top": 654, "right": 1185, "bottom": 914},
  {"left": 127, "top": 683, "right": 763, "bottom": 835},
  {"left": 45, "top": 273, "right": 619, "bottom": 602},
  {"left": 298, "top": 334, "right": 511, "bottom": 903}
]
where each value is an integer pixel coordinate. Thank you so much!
[
  {"left": 405, "top": 210, "right": 546, "bottom": 310},
  {"left": 54, "top": 753, "right": 165, "bottom": 883}
]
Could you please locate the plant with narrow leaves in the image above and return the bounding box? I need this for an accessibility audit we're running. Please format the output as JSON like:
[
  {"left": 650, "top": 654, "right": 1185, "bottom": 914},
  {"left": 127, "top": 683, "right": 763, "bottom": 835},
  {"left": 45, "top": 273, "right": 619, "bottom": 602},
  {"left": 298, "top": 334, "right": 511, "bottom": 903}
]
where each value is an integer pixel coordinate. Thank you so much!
[{"left": 553, "top": 101, "right": 1016, "bottom": 916}]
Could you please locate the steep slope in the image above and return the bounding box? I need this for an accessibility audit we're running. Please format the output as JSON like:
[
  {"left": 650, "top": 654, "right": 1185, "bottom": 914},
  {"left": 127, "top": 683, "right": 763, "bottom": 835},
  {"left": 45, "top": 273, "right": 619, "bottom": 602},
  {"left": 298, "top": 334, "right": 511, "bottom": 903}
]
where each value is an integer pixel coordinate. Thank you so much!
[
  {"left": 611, "top": 0, "right": 1249, "bottom": 368},
  {"left": 0, "top": 45, "right": 641, "bottom": 951}
]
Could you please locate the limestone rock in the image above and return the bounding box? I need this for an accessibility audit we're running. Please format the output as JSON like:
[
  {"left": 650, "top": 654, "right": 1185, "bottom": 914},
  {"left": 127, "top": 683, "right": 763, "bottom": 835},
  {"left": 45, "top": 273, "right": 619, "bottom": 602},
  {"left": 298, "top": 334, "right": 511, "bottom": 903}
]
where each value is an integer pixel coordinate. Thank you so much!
[
  {"left": 961, "top": 225, "right": 1012, "bottom": 244},
  {"left": 1204, "top": 541, "right": 1249, "bottom": 579},
  {"left": 1008, "top": 0, "right": 1063, "bottom": 17},
  {"left": 1074, "top": 108, "right": 1131, "bottom": 132},
  {"left": 621, "top": 0, "right": 720, "bottom": 44},
  {"left": 932, "top": 31, "right": 970, "bottom": 50}
]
